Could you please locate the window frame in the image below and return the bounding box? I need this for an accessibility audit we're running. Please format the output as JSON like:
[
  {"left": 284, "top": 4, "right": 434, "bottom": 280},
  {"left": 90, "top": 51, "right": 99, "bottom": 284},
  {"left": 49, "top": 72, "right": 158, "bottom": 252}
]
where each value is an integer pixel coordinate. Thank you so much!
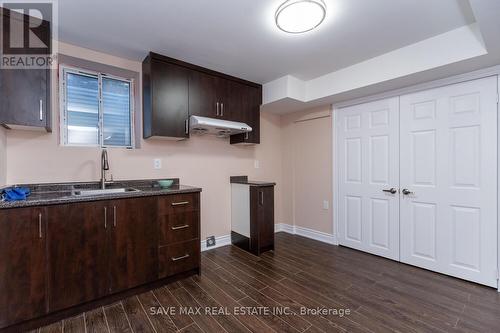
[{"left": 59, "top": 65, "right": 135, "bottom": 149}]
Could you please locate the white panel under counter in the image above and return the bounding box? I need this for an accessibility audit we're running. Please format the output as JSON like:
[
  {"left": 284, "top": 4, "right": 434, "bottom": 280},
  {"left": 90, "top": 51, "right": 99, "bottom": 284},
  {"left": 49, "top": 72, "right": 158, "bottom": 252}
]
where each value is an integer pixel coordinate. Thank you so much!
[{"left": 231, "top": 183, "right": 250, "bottom": 238}]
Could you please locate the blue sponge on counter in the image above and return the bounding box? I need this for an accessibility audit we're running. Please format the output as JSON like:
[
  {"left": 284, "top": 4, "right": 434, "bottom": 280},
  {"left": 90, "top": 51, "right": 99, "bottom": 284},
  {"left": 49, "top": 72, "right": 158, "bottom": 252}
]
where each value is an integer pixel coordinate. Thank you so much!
[{"left": 1, "top": 187, "right": 31, "bottom": 202}]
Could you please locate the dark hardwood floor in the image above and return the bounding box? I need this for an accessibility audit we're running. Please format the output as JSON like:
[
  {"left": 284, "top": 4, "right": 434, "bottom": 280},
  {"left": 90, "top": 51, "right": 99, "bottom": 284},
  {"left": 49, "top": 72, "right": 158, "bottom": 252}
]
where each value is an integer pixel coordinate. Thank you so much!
[{"left": 33, "top": 232, "right": 500, "bottom": 333}]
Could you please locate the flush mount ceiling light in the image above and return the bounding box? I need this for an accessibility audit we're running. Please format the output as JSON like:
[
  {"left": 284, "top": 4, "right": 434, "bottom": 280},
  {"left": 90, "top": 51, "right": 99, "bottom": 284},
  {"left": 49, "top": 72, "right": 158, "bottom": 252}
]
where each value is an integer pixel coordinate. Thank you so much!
[{"left": 275, "top": 0, "right": 327, "bottom": 34}]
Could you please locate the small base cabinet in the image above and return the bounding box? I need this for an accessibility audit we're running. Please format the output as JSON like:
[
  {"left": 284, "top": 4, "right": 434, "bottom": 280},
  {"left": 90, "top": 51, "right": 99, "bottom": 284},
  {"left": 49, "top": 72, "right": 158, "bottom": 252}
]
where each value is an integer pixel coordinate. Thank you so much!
[
  {"left": 0, "top": 191, "right": 201, "bottom": 332},
  {"left": 231, "top": 178, "right": 275, "bottom": 256}
]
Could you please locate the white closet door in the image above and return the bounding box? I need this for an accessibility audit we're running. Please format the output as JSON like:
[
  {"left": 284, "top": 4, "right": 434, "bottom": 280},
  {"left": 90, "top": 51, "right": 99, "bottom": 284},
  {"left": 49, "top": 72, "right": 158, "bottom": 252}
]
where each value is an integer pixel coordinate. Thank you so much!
[
  {"left": 337, "top": 97, "right": 400, "bottom": 260},
  {"left": 400, "top": 77, "right": 498, "bottom": 287}
]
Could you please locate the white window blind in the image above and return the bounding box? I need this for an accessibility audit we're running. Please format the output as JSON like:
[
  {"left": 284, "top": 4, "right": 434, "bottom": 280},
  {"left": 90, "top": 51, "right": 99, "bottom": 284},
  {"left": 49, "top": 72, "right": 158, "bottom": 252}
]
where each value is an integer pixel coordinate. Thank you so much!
[{"left": 61, "top": 67, "right": 134, "bottom": 148}]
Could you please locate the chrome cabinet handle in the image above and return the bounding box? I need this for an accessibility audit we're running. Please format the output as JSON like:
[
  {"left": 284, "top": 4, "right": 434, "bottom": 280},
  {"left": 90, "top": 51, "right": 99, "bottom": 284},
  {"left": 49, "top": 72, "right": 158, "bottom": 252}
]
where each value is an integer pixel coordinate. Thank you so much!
[
  {"left": 245, "top": 132, "right": 249, "bottom": 140},
  {"left": 104, "top": 207, "right": 107, "bottom": 229},
  {"left": 185, "top": 118, "right": 189, "bottom": 135},
  {"left": 402, "top": 189, "right": 414, "bottom": 195},
  {"left": 382, "top": 188, "right": 397, "bottom": 194},
  {"left": 260, "top": 191, "right": 264, "bottom": 205},
  {"left": 171, "top": 224, "right": 190, "bottom": 230},
  {"left": 221, "top": 103, "right": 224, "bottom": 117},
  {"left": 113, "top": 206, "right": 117, "bottom": 227},
  {"left": 38, "top": 213, "right": 43, "bottom": 239},
  {"left": 216, "top": 102, "right": 220, "bottom": 116},
  {"left": 39, "top": 100, "right": 43, "bottom": 121},
  {"left": 172, "top": 254, "right": 190, "bottom": 262},
  {"left": 171, "top": 201, "right": 189, "bottom": 206}
]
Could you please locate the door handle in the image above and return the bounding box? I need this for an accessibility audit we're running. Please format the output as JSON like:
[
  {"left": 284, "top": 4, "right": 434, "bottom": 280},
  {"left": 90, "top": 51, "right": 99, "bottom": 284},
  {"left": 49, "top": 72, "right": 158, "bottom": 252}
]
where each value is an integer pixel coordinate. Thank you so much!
[
  {"left": 382, "top": 188, "right": 397, "bottom": 194},
  {"left": 402, "top": 189, "right": 414, "bottom": 195},
  {"left": 104, "top": 207, "right": 107, "bottom": 229},
  {"left": 113, "top": 206, "right": 117, "bottom": 227},
  {"left": 260, "top": 191, "right": 264, "bottom": 205},
  {"left": 185, "top": 118, "right": 189, "bottom": 135},
  {"left": 221, "top": 103, "right": 224, "bottom": 117},
  {"left": 216, "top": 102, "right": 220, "bottom": 116}
]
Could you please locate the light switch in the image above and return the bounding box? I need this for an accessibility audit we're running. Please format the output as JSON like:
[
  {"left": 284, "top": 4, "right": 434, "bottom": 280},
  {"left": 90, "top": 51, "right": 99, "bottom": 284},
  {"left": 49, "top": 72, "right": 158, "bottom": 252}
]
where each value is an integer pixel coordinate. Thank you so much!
[
  {"left": 254, "top": 160, "right": 260, "bottom": 169},
  {"left": 323, "top": 200, "right": 329, "bottom": 210},
  {"left": 154, "top": 158, "right": 162, "bottom": 169}
]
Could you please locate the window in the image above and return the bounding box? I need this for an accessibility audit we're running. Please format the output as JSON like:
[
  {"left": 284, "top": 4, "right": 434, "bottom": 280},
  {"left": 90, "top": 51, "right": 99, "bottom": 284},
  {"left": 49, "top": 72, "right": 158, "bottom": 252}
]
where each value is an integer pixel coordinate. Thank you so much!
[{"left": 60, "top": 66, "right": 134, "bottom": 148}]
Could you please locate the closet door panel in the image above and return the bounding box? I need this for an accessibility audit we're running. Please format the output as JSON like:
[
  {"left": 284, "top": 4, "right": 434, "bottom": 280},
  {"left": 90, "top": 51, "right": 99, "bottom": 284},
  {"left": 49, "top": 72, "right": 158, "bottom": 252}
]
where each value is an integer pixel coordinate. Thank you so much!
[
  {"left": 399, "top": 76, "right": 498, "bottom": 287},
  {"left": 337, "top": 97, "right": 400, "bottom": 260}
]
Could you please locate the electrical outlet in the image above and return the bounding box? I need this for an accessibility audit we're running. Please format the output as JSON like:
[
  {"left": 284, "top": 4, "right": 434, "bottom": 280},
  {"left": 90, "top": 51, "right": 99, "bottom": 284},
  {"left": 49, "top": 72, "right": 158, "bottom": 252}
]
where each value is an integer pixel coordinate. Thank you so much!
[
  {"left": 323, "top": 200, "right": 329, "bottom": 210},
  {"left": 254, "top": 160, "right": 260, "bottom": 169},
  {"left": 154, "top": 158, "right": 162, "bottom": 169},
  {"left": 206, "top": 236, "right": 216, "bottom": 248}
]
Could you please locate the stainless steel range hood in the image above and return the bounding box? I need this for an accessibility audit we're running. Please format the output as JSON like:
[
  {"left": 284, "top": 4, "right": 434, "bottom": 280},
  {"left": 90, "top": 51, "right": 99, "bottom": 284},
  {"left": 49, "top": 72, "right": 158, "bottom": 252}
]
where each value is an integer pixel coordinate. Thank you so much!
[{"left": 189, "top": 116, "right": 252, "bottom": 137}]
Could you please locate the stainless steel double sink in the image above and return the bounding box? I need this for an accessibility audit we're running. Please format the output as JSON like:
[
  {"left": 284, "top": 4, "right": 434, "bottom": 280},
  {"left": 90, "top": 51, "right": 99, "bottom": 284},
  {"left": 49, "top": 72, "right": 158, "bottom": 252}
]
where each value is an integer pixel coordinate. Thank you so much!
[{"left": 73, "top": 187, "right": 140, "bottom": 196}]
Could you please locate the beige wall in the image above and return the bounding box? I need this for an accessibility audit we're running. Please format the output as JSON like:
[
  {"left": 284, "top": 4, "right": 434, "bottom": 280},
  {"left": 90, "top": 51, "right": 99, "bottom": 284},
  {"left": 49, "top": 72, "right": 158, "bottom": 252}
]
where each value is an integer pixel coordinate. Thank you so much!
[
  {"left": 5, "top": 42, "right": 284, "bottom": 240},
  {"left": 281, "top": 105, "right": 333, "bottom": 234},
  {"left": 0, "top": 127, "right": 6, "bottom": 186},
  {"left": 4, "top": 41, "right": 334, "bottom": 239}
]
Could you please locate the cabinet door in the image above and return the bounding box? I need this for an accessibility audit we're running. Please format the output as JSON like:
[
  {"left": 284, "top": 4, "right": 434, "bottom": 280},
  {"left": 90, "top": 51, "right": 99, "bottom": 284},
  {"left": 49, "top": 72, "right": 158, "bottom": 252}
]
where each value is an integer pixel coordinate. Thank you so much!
[
  {"left": 47, "top": 202, "right": 109, "bottom": 312},
  {"left": 0, "top": 207, "right": 47, "bottom": 328},
  {"left": 0, "top": 69, "right": 50, "bottom": 130},
  {"left": 230, "top": 85, "right": 261, "bottom": 144},
  {"left": 215, "top": 77, "right": 233, "bottom": 120},
  {"left": 189, "top": 71, "right": 219, "bottom": 118},
  {"left": 108, "top": 198, "right": 158, "bottom": 293},
  {"left": 250, "top": 186, "right": 274, "bottom": 255},
  {"left": 150, "top": 59, "right": 189, "bottom": 138},
  {"left": 257, "top": 186, "right": 274, "bottom": 251},
  {"left": 224, "top": 80, "right": 247, "bottom": 122}
]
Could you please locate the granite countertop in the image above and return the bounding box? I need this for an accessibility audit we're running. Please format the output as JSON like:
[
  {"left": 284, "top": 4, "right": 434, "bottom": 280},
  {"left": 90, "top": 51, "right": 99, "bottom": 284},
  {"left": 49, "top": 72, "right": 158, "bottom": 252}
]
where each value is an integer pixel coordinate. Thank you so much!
[
  {"left": 0, "top": 179, "right": 202, "bottom": 209},
  {"left": 230, "top": 176, "right": 276, "bottom": 187}
]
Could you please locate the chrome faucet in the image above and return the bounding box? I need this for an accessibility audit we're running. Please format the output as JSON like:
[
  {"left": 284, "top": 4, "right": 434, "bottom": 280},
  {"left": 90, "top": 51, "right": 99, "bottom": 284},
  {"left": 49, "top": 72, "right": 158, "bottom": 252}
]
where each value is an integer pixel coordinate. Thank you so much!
[{"left": 101, "top": 149, "right": 110, "bottom": 189}]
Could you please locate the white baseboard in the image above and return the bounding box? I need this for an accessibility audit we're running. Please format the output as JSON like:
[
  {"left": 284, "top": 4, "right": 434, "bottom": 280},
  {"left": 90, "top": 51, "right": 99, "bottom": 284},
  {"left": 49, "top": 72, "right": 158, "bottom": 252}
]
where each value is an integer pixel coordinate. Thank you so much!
[
  {"left": 201, "top": 234, "right": 231, "bottom": 252},
  {"left": 202, "top": 224, "right": 338, "bottom": 252},
  {"left": 275, "top": 223, "right": 339, "bottom": 245}
]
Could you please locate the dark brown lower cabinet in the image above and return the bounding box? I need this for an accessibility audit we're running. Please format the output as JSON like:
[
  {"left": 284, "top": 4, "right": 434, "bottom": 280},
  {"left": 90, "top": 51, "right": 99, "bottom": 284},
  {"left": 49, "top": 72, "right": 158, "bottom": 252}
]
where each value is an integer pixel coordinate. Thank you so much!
[
  {"left": 252, "top": 186, "right": 275, "bottom": 254},
  {"left": 47, "top": 201, "right": 109, "bottom": 312},
  {"left": 159, "top": 240, "right": 200, "bottom": 278},
  {"left": 1, "top": 191, "right": 201, "bottom": 331},
  {"left": 0, "top": 207, "right": 47, "bottom": 328},
  {"left": 158, "top": 192, "right": 201, "bottom": 279},
  {"left": 108, "top": 197, "right": 158, "bottom": 293}
]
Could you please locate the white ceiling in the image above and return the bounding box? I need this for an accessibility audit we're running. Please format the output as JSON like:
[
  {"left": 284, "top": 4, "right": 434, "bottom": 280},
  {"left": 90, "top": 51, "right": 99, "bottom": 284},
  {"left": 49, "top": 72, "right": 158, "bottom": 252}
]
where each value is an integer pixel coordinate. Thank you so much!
[{"left": 57, "top": 0, "right": 476, "bottom": 84}]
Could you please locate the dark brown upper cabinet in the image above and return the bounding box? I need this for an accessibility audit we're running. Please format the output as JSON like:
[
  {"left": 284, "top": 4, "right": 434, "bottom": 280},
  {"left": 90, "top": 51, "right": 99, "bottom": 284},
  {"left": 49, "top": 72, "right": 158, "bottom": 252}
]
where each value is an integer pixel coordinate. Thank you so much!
[
  {"left": 0, "top": 69, "right": 51, "bottom": 131},
  {"left": 189, "top": 70, "right": 219, "bottom": 118},
  {"left": 143, "top": 55, "right": 190, "bottom": 140},
  {"left": 143, "top": 52, "right": 262, "bottom": 144},
  {"left": 0, "top": 207, "right": 48, "bottom": 328},
  {"left": 0, "top": 9, "right": 52, "bottom": 132},
  {"left": 230, "top": 83, "right": 262, "bottom": 145}
]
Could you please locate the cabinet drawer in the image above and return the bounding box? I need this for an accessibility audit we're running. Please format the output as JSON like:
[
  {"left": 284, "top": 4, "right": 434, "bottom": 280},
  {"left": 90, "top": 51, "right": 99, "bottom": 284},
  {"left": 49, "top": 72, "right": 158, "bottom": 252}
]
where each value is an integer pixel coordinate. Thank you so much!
[
  {"left": 159, "top": 240, "right": 200, "bottom": 278},
  {"left": 159, "top": 211, "right": 199, "bottom": 246},
  {"left": 159, "top": 193, "right": 199, "bottom": 215}
]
